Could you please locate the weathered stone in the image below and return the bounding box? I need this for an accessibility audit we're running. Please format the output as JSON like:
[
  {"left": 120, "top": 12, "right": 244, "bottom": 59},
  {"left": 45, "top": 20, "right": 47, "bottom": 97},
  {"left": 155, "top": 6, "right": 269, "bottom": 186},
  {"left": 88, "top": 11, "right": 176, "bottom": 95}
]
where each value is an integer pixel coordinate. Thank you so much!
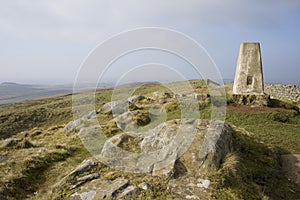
[
  {"left": 168, "top": 176, "right": 209, "bottom": 199},
  {"left": 82, "top": 110, "right": 97, "bottom": 121},
  {"left": 69, "top": 158, "right": 98, "bottom": 178},
  {"left": 115, "top": 111, "right": 137, "bottom": 131},
  {"left": 63, "top": 119, "right": 83, "bottom": 133},
  {"left": 141, "top": 121, "right": 177, "bottom": 153},
  {"left": 194, "top": 93, "right": 207, "bottom": 101},
  {"left": 69, "top": 191, "right": 96, "bottom": 200},
  {"left": 196, "top": 179, "right": 210, "bottom": 189},
  {"left": 69, "top": 178, "right": 129, "bottom": 200},
  {"left": 198, "top": 122, "right": 233, "bottom": 172},
  {"left": 152, "top": 91, "right": 172, "bottom": 99},
  {"left": 117, "top": 185, "right": 140, "bottom": 200},
  {"left": 138, "top": 182, "right": 148, "bottom": 190},
  {"left": 233, "top": 42, "right": 264, "bottom": 95},
  {"left": 94, "top": 177, "right": 129, "bottom": 199},
  {"left": 100, "top": 100, "right": 129, "bottom": 115},
  {"left": 72, "top": 173, "right": 100, "bottom": 189},
  {"left": 127, "top": 95, "right": 145, "bottom": 103},
  {"left": 114, "top": 110, "right": 151, "bottom": 131},
  {"left": 152, "top": 155, "right": 176, "bottom": 177}
]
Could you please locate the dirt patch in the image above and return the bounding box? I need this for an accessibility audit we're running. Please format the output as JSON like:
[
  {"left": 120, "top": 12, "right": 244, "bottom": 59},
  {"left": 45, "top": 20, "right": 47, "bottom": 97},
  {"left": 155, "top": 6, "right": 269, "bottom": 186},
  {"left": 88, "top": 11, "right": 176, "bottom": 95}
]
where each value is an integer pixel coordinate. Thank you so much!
[{"left": 281, "top": 154, "right": 300, "bottom": 185}]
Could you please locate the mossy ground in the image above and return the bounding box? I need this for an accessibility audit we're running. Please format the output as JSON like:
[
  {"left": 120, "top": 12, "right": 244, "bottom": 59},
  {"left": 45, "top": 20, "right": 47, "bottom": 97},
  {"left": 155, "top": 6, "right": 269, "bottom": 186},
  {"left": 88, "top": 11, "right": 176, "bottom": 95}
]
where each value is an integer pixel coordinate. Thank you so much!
[{"left": 0, "top": 80, "right": 299, "bottom": 199}]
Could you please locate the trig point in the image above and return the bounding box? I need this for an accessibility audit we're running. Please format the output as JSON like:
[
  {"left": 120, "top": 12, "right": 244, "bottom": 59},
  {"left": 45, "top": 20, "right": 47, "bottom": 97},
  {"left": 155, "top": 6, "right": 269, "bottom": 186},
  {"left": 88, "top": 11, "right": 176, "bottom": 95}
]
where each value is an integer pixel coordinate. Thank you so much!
[
  {"left": 232, "top": 42, "right": 269, "bottom": 106},
  {"left": 233, "top": 42, "right": 264, "bottom": 94}
]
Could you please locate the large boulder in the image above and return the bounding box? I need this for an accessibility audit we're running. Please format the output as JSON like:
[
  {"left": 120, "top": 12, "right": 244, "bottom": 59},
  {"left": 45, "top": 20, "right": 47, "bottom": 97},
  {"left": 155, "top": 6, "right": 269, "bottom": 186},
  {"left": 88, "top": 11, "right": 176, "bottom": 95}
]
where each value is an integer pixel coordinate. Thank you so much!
[{"left": 99, "top": 119, "right": 233, "bottom": 177}]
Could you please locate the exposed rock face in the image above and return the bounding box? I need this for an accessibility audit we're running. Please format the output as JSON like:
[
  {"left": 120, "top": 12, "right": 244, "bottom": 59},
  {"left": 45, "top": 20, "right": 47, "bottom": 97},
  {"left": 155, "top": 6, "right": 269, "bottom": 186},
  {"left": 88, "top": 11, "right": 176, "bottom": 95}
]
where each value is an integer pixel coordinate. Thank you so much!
[
  {"left": 265, "top": 84, "right": 300, "bottom": 102},
  {"left": 62, "top": 91, "right": 233, "bottom": 199},
  {"left": 198, "top": 122, "right": 234, "bottom": 172},
  {"left": 99, "top": 119, "right": 233, "bottom": 177}
]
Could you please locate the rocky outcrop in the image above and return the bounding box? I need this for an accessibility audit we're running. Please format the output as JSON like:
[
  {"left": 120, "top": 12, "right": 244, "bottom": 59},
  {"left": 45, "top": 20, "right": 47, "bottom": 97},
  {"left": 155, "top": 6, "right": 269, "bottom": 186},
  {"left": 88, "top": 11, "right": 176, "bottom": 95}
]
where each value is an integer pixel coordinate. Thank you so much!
[
  {"left": 99, "top": 119, "right": 233, "bottom": 175},
  {"left": 62, "top": 91, "right": 234, "bottom": 199},
  {"left": 63, "top": 110, "right": 97, "bottom": 133}
]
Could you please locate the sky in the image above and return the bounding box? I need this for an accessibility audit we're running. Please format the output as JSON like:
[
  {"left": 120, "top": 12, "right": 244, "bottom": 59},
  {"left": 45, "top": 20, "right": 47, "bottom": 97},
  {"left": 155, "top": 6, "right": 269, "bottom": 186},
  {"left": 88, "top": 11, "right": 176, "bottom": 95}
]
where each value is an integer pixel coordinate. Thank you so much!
[{"left": 0, "top": 0, "right": 300, "bottom": 85}]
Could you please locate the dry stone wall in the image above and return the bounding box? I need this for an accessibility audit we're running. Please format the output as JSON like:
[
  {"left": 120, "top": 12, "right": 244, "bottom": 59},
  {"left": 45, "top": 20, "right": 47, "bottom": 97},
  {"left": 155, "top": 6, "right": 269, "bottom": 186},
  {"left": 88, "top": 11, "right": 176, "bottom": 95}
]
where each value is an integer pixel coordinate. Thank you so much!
[{"left": 264, "top": 84, "right": 300, "bottom": 102}]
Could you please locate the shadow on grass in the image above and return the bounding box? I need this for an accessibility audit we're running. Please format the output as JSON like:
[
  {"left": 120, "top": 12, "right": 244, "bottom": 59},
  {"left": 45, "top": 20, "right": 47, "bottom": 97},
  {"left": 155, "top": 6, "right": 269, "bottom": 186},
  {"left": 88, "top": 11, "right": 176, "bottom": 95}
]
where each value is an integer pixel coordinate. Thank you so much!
[{"left": 210, "top": 129, "right": 300, "bottom": 199}]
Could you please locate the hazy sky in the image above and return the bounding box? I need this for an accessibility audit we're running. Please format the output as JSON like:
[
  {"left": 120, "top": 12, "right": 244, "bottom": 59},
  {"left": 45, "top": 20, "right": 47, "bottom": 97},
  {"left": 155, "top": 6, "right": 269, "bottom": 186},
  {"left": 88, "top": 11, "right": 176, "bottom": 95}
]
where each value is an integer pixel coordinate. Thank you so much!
[{"left": 0, "top": 0, "right": 300, "bottom": 85}]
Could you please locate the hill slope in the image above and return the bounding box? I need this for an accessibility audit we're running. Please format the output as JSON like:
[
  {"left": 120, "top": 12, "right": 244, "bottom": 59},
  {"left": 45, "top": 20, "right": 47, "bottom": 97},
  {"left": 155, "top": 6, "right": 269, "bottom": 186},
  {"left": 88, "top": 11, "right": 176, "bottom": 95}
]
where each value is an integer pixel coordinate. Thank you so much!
[{"left": 0, "top": 80, "right": 299, "bottom": 199}]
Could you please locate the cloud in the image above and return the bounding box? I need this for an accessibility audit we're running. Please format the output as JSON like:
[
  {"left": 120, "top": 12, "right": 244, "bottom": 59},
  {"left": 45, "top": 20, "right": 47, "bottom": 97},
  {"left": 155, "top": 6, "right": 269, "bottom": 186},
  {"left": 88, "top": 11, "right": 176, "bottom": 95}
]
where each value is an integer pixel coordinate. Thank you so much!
[
  {"left": 1, "top": 0, "right": 299, "bottom": 43},
  {"left": 0, "top": 0, "right": 299, "bottom": 84}
]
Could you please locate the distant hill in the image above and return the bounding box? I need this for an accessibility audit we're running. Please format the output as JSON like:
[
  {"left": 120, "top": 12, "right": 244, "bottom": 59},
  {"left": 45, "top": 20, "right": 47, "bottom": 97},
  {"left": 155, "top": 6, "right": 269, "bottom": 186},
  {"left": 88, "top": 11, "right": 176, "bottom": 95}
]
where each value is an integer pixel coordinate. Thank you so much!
[{"left": 0, "top": 82, "right": 72, "bottom": 105}]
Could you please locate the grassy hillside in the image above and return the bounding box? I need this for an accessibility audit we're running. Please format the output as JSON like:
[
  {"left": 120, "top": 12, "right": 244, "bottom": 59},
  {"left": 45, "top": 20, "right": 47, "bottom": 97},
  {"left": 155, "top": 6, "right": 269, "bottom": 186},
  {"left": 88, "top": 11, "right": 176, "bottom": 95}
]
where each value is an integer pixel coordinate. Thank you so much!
[{"left": 0, "top": 80, "right": 299, "bottom": 199}]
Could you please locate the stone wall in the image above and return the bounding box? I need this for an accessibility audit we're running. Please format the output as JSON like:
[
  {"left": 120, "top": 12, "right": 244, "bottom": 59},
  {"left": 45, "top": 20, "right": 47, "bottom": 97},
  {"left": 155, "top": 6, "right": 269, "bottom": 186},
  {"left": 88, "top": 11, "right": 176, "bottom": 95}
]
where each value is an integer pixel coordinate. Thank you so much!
[{"left": 264, "top": 84, "right": 300, "bottom": 102}]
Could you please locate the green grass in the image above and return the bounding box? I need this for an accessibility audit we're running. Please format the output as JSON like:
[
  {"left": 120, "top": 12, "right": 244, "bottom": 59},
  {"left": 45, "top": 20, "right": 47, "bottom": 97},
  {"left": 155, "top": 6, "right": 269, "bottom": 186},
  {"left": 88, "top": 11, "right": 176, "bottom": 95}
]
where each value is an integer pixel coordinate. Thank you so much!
[
  {"left": 209, "top": 127, "right": 300, "bottom": 199},
  {"left": 0, "top": 80, "right": 299, "bottom": 199},
  {"left": 226, "top": 109, "right": 300, "bottom": 154}
]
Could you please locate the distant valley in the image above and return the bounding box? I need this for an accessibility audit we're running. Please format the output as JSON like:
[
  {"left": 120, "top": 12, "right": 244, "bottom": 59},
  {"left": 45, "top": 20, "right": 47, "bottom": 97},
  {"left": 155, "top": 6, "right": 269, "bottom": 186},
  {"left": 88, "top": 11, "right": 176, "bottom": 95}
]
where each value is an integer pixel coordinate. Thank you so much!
[{"left": 0, "top": 82, "right": 72, "bottom": 105}]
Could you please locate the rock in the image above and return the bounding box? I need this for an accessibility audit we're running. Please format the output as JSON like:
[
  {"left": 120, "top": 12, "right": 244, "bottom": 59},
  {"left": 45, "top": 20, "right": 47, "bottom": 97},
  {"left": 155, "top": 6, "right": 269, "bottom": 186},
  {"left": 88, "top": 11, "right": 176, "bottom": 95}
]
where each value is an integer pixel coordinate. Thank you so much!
[
  {"left": 72, "top": 173, "right": 100, "bottom": 189},
  {"left": 152, "top": 91, "right": 172, "bottom": 99},
  {"left": 78, "top": 125, "right": 101, "bottom": 136},
  {"left": 98, "top": 177, "right": 129, "bottom": 198},
  {"left": 127, "top": 95, "right": 144, "bottom": 103},
  {"left": 186, "top": 195, "right": 200, "bottom": 199},
  {"left": 69, "top": 158, "right": 98, "bottom": 178},
  {"left": 152, "top": 155, "right": 176, "bottom": 177},
  {"left": 69, "top": 191, "right": 96, "bottom": 200},
  {"left": 196, "top": 179, "right": 210, "bottom": 189},
  {"left": 115, "top": 110, "right": 151, "bottom": 131},
  {"left": 168, "top": 176, "right": 208, "bottom": 199},
  {"left": 117, "top": 185, "right": 140, "bottom": 200},
  {"left": 70, "top": 177, "right": 129, "bottom": 200},
  {"left": 198, "top": 122, "right": 233, "bottom": 172},
  {"left": 194, "top": 93, "right": 207, "bottom": 101},
  {"left": 115, "top": 111, "right": 137, "bottom": 131},
  {"left": 100, "top": 100, "right": 129, "bottom": 115},
  {"left": 63, "top": 119, "right": 83, "bottom": 133},
  {"left": 82, "top": 110, "right": 97, "bottom": 120},
  {"left": 138, "top": 182, "right": 148, "bottom": 190},
  {"left": 38, "top": 148, "right": 46, "bottom": 153},
  {"left": 140, "top": 121, "right": 177, "bottom": 153},
  {"left": 63, "top": 110, "right": 99, "bottom": 133}
]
